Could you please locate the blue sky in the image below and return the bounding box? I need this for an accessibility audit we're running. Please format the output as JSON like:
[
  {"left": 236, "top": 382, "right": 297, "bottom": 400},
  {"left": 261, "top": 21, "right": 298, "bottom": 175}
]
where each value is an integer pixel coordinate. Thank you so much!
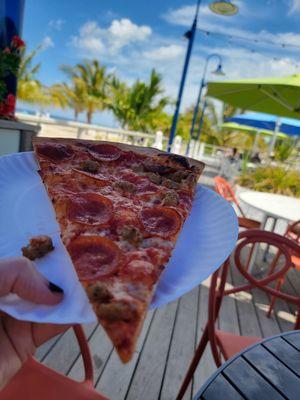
[{"left": 20, "top": 0, "right": 300, "bottom": 126}]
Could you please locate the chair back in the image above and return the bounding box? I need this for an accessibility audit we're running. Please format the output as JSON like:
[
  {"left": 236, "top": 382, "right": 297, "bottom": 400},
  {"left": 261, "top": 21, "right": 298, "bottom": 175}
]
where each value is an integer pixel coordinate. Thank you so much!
[
  {"left": 0, "top": 325, "right": 109, "bottom": 400},
  {"left": 207, "top": 229, "right": 300, "bottom": 367},
  {"left": 214, "top": 176, "right": 245, "bottom": 217}
]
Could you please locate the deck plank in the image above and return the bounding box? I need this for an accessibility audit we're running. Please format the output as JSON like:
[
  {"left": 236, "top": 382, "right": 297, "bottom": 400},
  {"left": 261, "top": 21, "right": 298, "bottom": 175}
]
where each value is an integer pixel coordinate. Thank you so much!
[
  {"left": 218, "top": 266, "right": 240, "bottom": 335},
  {"left": 230, "top": 262, "right": 262, "bottom": 338},
  {"left": 67, "top": 323, "right": 113, "bottom": 382},
  {"left": 160, "top": 287, "right": 198, "bottom": 400},
  {"left": 192, "top": 282, "right": 216, "bottom": 397},
  {"left": 96, "top": 310, "right": 155, "bottom": 400},
  {"left": 42, "top": 323, "right": 97, "bottom": 374},
  {"left": 125, "top": 300, "right": 178, "bottom": 400},
  {"left": 35, "top": 333, "right": 63, "bottom": 361}
]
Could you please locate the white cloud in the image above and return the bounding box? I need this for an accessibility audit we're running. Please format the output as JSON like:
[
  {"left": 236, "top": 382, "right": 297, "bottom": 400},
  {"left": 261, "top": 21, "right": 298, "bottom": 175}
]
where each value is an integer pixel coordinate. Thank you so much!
[
  {"left": 71, "top": 18, "right": 152, "bottom": 57},
  {"left": 162, "top": 4, "right": 195, "bottom": 26},
  {"left": 143, "top": 44, "right": 185, "bottom": 61},
  {"left": 289, "top": 0, "right": 300, "bottom": 14},
  {"left": 108, "top": 19, "right": 151, "bottom": 48},
  {"left": 162, "top": 4, "right": 300, "bottom": 54},
  {"left": 67, "top": 8, "right": 300, "bottom": 115},
  {"left": 48, "top": 19, "right": 65, "bottom": 30},
  {"left": 41, "top": 36, "right": 54, "bottom": 50}
]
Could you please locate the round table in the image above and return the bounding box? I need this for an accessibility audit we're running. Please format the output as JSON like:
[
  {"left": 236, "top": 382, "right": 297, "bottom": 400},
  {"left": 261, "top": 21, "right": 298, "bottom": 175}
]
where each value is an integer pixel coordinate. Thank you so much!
[
  {"left": 239, "top": 191, "right": 300, "bottom": 229},
  {"left": 239, "top": 191, "right": 300, "bottom": 271},
  {"left": 194, "top": 330, "right": 300, "bottom": 400}
]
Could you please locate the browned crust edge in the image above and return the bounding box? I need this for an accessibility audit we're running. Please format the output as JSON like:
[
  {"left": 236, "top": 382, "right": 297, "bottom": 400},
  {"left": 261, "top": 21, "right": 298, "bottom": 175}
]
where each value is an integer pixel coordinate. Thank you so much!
[{"left": 33, "top": 136, "right": 205, "bottom": 175}]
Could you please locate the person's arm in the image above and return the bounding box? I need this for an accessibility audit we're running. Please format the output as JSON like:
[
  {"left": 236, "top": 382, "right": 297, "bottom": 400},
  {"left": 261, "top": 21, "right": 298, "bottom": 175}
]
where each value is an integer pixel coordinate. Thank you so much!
[{"left": 0, "top": 257, "right": 64, "bottom": 390}]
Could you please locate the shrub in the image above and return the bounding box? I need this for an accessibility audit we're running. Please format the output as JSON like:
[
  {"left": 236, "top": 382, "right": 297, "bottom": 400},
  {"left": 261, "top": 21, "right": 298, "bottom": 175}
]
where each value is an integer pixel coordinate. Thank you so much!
[{"left": 238, "top": 166, "right": 300, "bottom": 198}]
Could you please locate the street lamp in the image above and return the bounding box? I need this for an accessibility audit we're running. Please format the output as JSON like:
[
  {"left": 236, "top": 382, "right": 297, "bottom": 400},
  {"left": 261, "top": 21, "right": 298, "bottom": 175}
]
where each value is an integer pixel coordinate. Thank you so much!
[
  {"left": 209, "top": 1, "right": 239, "bottom": 16},
  {"left": 167, "top": 0, "right": 238, "bottom": 152},
  {"left": 186, "top": 54, "right": 225, "bottom": 155}
]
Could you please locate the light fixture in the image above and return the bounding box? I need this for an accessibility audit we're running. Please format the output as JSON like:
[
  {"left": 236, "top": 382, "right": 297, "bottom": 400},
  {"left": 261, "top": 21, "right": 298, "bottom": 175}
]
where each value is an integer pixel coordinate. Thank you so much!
[
  {"left": 209, "top": 1, "right": 239, "bottom": 16},
  {"left": 212, "top": 63, "right": 225, "bottom": 76}
]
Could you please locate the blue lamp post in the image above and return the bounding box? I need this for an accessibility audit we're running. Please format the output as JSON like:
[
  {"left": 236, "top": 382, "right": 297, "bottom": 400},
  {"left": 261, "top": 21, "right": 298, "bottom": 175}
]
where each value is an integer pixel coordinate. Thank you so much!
[
  {"left": 167, "top": 0, "right": 238, "bottom": 152},
  {"left": 0, "top": 0, "right": 25, "bottom": 47},
  {"left": 186, "top": 54, "right": 224, "bottom": 155},
  {"left": 195, "top": 61, "right": 225, "bottom": 144}
]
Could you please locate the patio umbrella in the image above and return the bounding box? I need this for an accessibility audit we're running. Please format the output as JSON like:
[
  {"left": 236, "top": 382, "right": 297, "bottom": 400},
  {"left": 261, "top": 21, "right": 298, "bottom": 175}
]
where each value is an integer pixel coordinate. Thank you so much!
[
  {"left": 225, "top": 112, "right": 300, "bottom": 153},
  {"left": 206, "top": 74, "right": 300, "bottom": 120},
  {"left": 221, "top": 122, "right": 288, "bottom": 139},
  {"left": 221, "top": 121, "right": 288, "bottom": 154},
  {"left": 226, "top": 113, "right": 300, "bottom": 137}
]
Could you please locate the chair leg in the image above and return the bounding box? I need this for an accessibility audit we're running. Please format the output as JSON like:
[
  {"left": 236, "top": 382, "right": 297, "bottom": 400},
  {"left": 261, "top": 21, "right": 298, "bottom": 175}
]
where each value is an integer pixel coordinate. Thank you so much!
[
  {"left": 267, "top": 277, "right": 284, "bottom": 318},
  {"left": 268, "top": 250, "right": 281, "bottom": 276},
  {"left": 176, "top": 327, "right": 209, "bottom": 400},
  {"left": 294, "top": 308, "right": 300, "bottom": 330}
]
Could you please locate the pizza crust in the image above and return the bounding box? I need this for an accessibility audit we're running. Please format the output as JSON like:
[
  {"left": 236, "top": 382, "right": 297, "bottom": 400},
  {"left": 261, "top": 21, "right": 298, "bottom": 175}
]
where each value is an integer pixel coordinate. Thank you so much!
[{"left": 33, "top": 137, "right": 205, "bottom": 173}]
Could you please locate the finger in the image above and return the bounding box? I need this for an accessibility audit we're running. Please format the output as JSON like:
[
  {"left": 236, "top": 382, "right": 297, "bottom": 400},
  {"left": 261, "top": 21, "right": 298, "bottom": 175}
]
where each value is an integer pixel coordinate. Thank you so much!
[
  {"left": 0, "top": 257, "right": 63, "bottom": 305},
  {"left": 0, "top": 320, "right": 22, "bottom": 391}
]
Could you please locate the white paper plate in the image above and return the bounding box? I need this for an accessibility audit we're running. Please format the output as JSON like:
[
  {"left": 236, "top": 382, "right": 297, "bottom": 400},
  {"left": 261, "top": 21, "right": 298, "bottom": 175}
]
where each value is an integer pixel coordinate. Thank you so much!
[{"left": 0, "top": 152, "right": 238, "bottom": 323}]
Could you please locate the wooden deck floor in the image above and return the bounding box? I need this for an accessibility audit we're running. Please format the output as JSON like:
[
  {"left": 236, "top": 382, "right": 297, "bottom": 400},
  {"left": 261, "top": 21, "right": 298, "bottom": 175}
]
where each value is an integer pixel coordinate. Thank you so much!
[
  {"left": 35, "top": 169, "right": 299, "bottom": 400},
  {"left": 36, "top": 263, "right": 299, "bottom": 400}
]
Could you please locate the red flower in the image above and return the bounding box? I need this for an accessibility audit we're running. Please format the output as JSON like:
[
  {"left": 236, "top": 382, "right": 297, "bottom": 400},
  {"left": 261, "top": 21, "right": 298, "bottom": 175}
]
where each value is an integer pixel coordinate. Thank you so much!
[
  {"left": 7, "top": 94, "right": 16, "bottom": 111},
  {"left": 0, "top": 94, "right": 16, "bottom": 118},
  {"left": 11, "top": 35, "right": 25, "bottom": 49},
  {"left": 3, "top": 47, "right": 11, "bottom": 54}
]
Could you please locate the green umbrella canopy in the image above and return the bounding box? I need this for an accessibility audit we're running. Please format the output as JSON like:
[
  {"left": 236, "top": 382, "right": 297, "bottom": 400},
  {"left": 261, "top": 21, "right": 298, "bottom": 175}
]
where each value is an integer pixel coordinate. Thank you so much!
[
  {"left": 221, "top": 122, "right": 288, "bottom": 139},
  {"left": 207, "top": 74, "right": 300, "bottom": 119}
]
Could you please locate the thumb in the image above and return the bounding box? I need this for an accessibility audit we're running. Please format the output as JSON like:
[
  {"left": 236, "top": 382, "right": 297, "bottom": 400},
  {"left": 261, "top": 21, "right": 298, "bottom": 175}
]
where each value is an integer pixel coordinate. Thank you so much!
[{"left": 0, "top": 257, "right": 64, "bottom": 306}]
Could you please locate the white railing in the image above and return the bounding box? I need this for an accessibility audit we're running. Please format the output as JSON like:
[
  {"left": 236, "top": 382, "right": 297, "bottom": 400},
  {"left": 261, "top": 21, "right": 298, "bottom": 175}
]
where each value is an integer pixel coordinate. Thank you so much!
[
  {"left": 19, "top": 113, "right": 296, "bottom": 169},
  {"left": 16, "top": 113, "right": 168, "bottom": 148}
]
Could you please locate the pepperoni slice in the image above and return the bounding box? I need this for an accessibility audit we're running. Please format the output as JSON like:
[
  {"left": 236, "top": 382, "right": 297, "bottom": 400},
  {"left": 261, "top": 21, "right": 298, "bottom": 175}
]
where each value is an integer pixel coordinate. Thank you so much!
[
  {"left": 67, "top": 193, "right": 112, "bottom": 225},
  {"left": 88, "top": 144, "right": 121, "bottom": 162},
  {"left": 36, "top": 143, "right": 74, "bottom": 163},
  {"left": 67, "top": 236, "right": 122, "bottom": 279},
  {"left": 140, "top": 207, "right": 182, "bottom": 237}
]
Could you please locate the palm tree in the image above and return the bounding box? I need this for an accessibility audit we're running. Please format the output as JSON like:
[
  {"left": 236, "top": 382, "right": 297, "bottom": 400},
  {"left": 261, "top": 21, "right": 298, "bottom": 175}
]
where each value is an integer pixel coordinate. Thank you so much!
[
  {"left": 109, "top": 69, "right": 169, "bottom": 131},
  {"left": 108, "top": 77, "right": 132, "bottom": 128},
  {"left": 59, "top": 60, "right": 110, "bottom": 123},
  {"left": 17, "top": 46, "right": 47, "bottom": 104},
  {"left": 48, "top": 80, "right": 85, "bottom": 120}
]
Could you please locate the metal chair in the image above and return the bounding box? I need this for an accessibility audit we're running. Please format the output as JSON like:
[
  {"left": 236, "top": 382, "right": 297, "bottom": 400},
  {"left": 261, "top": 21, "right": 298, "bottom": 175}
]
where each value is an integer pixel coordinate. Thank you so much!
[
  {"left": 267, "top": 220, "right": 300, "bottom": 317},
  {"left": 214, "top": 176, "right": 260, "bottom": 229},
  {"left": 176, "top": 229, "right": 300, "bottom": 400},
  {"left": 0, "top": 325, "right": 109, "bottom": 400}
]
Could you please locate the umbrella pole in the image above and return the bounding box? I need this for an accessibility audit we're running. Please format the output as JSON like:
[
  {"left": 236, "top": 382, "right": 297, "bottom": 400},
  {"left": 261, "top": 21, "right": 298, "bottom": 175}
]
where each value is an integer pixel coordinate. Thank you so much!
[
  {"left": 252, "top": 130, "right": 260, "bottom": 155},
  {"left": 269, "top": 118, "right": 281, "bottom": 157}
]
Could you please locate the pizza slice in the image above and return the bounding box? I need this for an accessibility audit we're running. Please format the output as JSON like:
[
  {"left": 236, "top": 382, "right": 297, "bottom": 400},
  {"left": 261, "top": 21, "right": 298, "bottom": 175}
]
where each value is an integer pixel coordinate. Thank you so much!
[{"left": 33, "top": 137, "right": 204, "bottom": 362}]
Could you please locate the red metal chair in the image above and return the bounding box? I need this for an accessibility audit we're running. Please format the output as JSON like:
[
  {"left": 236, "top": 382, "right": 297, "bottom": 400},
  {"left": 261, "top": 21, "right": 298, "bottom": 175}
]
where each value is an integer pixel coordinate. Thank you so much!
[
  {"left": 214, "top": 176, "right": 260, "bottom": 229},
  {"left": 176, "top": 229, "right": 300, "bottom": 400},
  {"left": 0, "top": 325, "right": 109, "bottom": 400},
  {"left": 267, "top": 220, "right": 300, "bottom": 317}
]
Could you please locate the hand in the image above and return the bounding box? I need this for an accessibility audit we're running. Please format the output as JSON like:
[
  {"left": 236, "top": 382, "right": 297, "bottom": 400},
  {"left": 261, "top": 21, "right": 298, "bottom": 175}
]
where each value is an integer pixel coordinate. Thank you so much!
[{"left": 0, "top": 257, "right": 68, "bottom": 390}]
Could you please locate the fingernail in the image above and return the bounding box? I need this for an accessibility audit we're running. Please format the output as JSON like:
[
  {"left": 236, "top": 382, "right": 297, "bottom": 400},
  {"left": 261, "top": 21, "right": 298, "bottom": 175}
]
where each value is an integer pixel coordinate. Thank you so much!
[{"left": 48, "top": 281, "right": 64, "bottom": 294}]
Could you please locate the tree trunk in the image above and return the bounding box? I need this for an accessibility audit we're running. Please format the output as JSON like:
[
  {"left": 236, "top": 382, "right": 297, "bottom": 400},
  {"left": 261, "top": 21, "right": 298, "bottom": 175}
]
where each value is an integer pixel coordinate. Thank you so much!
[
  {"left": 74, "top": 110, "right": 78, "bottom": 120},
  {"left": 87, "top": 110, "right": 92, "bottom": 124}
]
